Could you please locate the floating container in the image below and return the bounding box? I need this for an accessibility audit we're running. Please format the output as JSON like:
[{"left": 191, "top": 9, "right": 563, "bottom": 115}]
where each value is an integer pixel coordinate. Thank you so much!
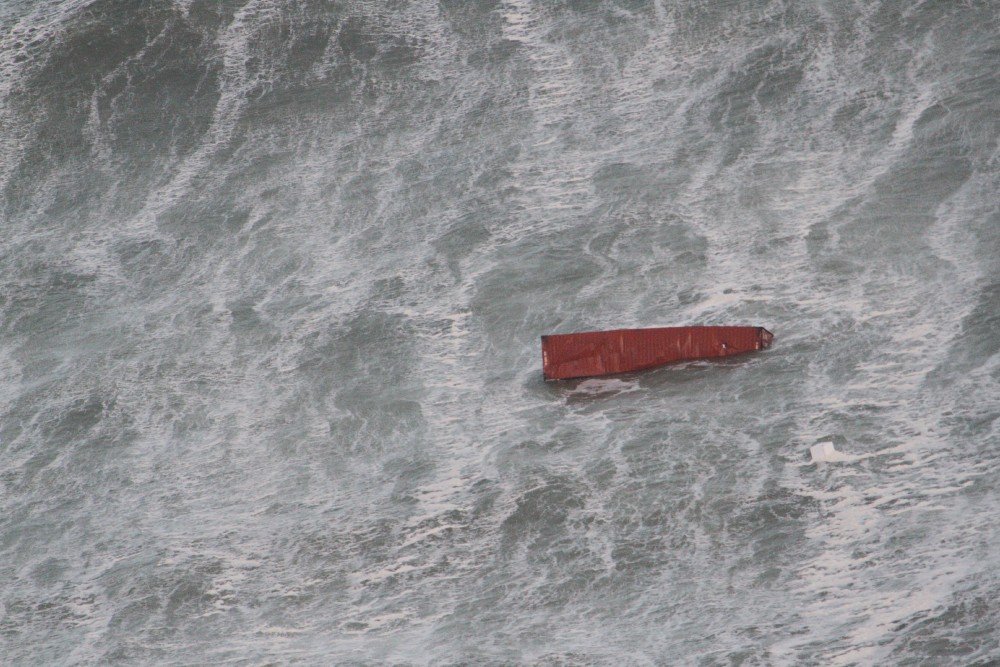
[{"left": 541, "top": 326, "right": 773, "bottom": 380}]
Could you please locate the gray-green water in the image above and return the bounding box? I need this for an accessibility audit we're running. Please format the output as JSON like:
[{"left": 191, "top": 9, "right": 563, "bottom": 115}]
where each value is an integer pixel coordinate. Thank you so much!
[{"left": 2, "top": 1, "right": 1000, "bottom": 665}]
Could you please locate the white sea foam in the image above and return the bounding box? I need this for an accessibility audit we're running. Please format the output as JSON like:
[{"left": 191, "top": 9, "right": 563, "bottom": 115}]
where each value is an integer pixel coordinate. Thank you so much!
[{"left": 567, "top": 378, "right": 639, "bottom": 397}]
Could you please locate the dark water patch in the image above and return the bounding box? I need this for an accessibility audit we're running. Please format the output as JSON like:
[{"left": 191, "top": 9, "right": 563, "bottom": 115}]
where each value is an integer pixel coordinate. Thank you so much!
[
  {"left": 467, "top": 37, "right": 522, "bottom": 67},
  {"left": 610, "top": 0, "right": 656, "bottom": 16},
  {"left": 610, "top": 529, "right": 671, "bottom": 573},
  {"left": 814, "top": 120, "right": 972, "bottom": 276},
  {"left": 434, "top": 216, "right": 493, "bottom": 281},
  {"left": 385, "top": 455, "right": 437, "bottom": 506},
  {"left": 114, "top": 238, "right": 169, "bottom": 274},
  {"left": 888, "top": 590, "right": 1000, "bottom": 664},
  {"left": 501, "top": 478, "right": 586, "bottom": 551},
  {"left": 297, "top": 310, "right": 427, "bottom": 456},
  {"left": 287, "top": 19, "right": 332, "bottom": 72},
  {"left": 438, "top": 0, "right": 504, "bottom": 41},
  {"left": 584, "top": 457, "right": 617, "bottom": 490},
  {"left": 88, "top": 549, "right": 261, "bottom": 663},
  {"left": 337, "top": 15, "right": 379, "bottom": 63},
  {"left": 591, "top": 209, "right": 708, "bottom": 271},
  {"left": 237, "top": 74, "right": 358, "bottom": 130},
  {"left": 185, "top": 0, "right": 246, "bottom": 33},
  {"left": 4, "top": 270, "right": 98, "bottom": 340},
  {"left": 226, "top": 295, "right": 281, "bottom": 348},
  {"left": 695, "top": 38, "right": 807, "bottom": 167},
  {"left": 471, "top": 241, "right": 603, "bottom": 351},
  {"left": 929, "top": 282, "right": 1000, "bottom": 382},
  {"left": 830, "top": 91, "right": 895, "bottom": 141},
  {"left": 97, "top": 22, "right": 220, "bottom": 163},
  {"left": 329, "top": 14, "right": 430, "bottom": 91},
  {"left": 47, "top": 393, "right": 107, "bottom": 442},
  {"left": 112, "top": 237, "right": 199, "bottom": 296},
  {"left": 592, "top": 162, "right": 647, "bottom": 200},
  {"left": 914, "top": 102, "right": 951, "bottom": 131},
  {"left": 725, "top": 482, "right": 816, "bottom": 564},
  {"left": 3, "top": 382, "right": 140, "bottom": 498},
  {"left": 29, "top": 557, "right": 70, "bottom": 587},
  {"left": 338, "top": 168, "right": 385, "bottom": 228},
  {"left": 495, "top": 429, "right": 590, "bottom": 476},
  {"left": 154, "top": 199, "right": 254, "bottom": 244},
  {"left": 0, "top": 593, "right": 94, "bottom": 663},
  {"left": 747, "top": 41, "right": 807, "bottom": 110},
  {"left": 4, "top": 2, "right": 223, "bottom": 216},
  {"left": 698, "top": 76, "right": 757, "bottom": 166}
]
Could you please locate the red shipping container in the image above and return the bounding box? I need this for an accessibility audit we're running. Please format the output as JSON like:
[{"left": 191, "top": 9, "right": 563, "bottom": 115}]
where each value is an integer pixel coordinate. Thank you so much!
[{"left": 541, "top": 326, "right": 773, "bottom": 380}]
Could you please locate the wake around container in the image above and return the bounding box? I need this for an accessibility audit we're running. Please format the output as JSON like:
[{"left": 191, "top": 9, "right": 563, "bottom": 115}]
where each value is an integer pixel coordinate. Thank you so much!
[{"left": 541, "top": 326, "right": 774, "bottom": 381}]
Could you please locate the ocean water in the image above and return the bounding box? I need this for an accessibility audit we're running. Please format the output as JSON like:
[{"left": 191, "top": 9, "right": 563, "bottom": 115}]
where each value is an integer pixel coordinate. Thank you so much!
[{"left": 2, "top": 1, "right": 999, "bottom": 665}]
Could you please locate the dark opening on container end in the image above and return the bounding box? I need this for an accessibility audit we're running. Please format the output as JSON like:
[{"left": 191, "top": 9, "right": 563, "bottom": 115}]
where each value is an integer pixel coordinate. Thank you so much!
[{"left": 759, "top": 327, "right": 774, "bottom": 349}]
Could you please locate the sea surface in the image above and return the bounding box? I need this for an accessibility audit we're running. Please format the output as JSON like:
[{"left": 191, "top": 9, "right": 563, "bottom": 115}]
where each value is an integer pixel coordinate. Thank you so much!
[{"left": 2, "top": 1, "right": 1000, "bottom": 665}]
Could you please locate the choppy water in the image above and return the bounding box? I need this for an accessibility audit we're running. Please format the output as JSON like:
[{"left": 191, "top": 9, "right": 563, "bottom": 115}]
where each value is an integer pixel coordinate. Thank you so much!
[{"left": 2, "top": 1, "right": 1000, "bottom": 665}]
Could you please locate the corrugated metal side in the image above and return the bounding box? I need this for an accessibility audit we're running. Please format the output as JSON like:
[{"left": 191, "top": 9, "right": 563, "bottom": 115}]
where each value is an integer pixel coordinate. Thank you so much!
[{"left": 542, "top": 326, "right": 773, "bottom": 380}]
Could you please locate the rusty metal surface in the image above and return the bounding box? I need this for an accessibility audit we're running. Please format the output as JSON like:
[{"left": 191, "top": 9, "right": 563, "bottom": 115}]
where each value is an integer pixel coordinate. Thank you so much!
[{"left": 541, "top": 326, "right": 774, "bottom": 380}]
